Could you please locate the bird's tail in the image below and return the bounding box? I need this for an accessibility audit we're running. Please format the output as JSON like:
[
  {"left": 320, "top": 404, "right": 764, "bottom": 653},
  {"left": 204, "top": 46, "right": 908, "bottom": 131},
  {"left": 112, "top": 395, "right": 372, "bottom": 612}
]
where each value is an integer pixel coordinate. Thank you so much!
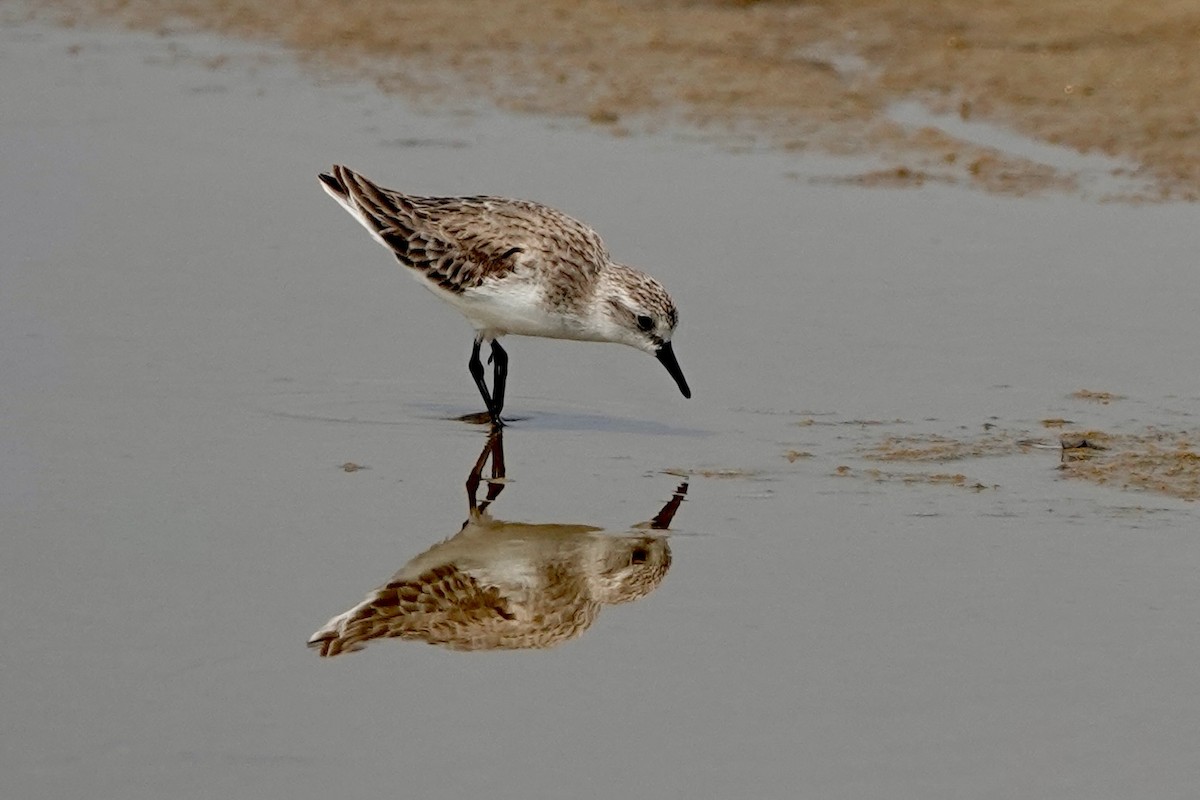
[
  {"left": 317, "top": 164, "right": 410, "bottom": 252},
  {"left": 307, "top": 585, "right": 404, "bottom": 658}
]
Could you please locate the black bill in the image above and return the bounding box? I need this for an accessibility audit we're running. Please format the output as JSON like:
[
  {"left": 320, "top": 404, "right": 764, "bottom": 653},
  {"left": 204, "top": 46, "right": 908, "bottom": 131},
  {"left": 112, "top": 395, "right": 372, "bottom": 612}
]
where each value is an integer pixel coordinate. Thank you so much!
[{"left": 655, "top": 341, "right": 691, "bottom": 399}]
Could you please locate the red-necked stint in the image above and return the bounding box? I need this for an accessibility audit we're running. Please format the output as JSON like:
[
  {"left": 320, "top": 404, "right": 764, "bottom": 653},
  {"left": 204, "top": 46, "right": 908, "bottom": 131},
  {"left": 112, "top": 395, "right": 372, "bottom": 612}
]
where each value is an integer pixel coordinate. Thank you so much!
[{"left": 319, "top": 165, "right": 690, "bottom": 425}]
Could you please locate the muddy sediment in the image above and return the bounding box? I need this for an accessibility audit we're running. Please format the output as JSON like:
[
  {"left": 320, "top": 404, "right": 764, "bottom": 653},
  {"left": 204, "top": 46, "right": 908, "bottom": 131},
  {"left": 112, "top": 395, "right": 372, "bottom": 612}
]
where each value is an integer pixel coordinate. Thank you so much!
[
  {"left": 858, "top": 423, "right": 1200, "bottom": 502},
  {"left": 21, "top": 0, "right": 1200, "bottom": 200}
]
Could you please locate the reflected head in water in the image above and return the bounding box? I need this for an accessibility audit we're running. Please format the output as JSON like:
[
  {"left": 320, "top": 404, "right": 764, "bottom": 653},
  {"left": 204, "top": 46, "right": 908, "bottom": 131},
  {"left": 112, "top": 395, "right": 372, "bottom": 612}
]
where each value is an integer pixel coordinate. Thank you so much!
[{"left": 308, "top": 430, "right": 687, "bottom": 656}]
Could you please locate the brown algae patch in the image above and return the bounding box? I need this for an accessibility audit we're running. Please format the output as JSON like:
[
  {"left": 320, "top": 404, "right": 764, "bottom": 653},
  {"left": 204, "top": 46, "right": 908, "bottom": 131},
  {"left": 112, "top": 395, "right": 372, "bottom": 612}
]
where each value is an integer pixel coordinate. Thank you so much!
[
  {"left": 1070, "top": 389, "right": 1124, "bottom": 404},
  {"left": 792, "top": 417, "right": 902, "bottom": 427},
  {"left": 834, "top": 466, "right": 993, "bottom": 491},
  {"left": 1059, "top": 429, "right": 1200, "bottom": 501},
  {"left": 848, "top": 419, "right": 1200, "bottom": 501},
  {"left": 818, "top": 166, "right": 954, "bottom": 190},
  {"left": 1058, "top": 431, "right": 1114, "bottom": 458},
  {"left": 816, "top": 148, "right": 1079, "bottom": 197},
  {"left": 862, "top": 431, "right": 1035, "bottom": 462}
]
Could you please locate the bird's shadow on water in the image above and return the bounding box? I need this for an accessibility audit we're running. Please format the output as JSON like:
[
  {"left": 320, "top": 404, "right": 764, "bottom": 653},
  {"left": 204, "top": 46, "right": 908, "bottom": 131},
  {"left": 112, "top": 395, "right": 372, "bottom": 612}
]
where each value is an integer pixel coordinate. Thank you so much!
[
  {"left": 308, "top": 429, "right": 690, "bottom": 656},
  {"left": 416, "top": 404, "right": 711, "bottom": 437}
]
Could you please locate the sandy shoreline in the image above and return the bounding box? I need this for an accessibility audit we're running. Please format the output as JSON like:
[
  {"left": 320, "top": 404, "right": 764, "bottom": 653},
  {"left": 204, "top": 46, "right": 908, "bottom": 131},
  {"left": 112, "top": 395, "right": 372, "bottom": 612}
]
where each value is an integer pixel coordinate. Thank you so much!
[{"left": 19, "top": 0, "right": 1200, "bottom": 201}]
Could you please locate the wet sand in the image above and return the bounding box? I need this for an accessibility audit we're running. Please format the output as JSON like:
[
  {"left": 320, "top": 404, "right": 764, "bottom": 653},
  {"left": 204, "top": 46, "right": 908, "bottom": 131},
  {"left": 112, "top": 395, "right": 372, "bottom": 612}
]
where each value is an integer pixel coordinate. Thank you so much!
[
  {"left": 19, "top": 0, "right": 1200, "bottom": 199},
  {"left": 4, "top": 11, "right": 1200, "bottom": 800}
]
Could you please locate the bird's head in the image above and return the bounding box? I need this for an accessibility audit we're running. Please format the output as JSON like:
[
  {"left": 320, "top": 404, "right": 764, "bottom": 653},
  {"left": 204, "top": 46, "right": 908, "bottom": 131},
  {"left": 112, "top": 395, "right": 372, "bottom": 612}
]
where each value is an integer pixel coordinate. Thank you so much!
[
  {"left": 586, "top": 534, "right": 673, "bottom": 604},
  {"left": 597, "top": 265, "right": 691, "bottom": 398}
]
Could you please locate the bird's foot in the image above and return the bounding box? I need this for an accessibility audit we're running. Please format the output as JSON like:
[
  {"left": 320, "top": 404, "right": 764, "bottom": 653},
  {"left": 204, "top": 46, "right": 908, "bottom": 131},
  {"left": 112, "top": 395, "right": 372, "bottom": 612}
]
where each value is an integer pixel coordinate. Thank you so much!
[{"left": 457, "top": 410, "right": 505, "bottom": 427}]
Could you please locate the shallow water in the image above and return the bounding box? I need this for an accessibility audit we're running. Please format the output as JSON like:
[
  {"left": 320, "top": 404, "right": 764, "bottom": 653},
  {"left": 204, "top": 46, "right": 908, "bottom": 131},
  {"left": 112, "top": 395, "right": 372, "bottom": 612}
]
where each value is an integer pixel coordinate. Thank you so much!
[{"left": 3, "top": 16, "right": 1200, "bottom": 800}]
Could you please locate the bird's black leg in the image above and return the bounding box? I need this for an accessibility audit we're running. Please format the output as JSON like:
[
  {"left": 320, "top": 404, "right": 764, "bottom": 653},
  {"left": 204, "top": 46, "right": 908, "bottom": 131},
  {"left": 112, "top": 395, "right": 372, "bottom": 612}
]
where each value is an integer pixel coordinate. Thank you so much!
[
  {"left": 466, "top": 428, "right": 506, "bottom": 513},
  {"left": 489, "top": 340, "right": 508, "bottom": 418},
  {"left": 468, "top": 338, "right": 502, "bottom": 427}
]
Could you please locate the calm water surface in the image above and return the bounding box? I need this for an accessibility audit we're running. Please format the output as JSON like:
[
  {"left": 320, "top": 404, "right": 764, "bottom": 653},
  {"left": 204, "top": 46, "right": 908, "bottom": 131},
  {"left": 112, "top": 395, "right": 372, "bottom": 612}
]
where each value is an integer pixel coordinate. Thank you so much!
[{"left": 3, "top": 16, "right": 1200, "bottom": 800}]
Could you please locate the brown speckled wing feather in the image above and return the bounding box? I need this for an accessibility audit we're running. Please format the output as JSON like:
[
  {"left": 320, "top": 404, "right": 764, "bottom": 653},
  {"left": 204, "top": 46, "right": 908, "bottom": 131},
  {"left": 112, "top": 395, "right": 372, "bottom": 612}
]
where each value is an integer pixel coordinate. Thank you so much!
[
  {"left": 307, "top": 563, "right": 515, "bottom": 657},
  {"left": 320, "top": 165, "right": 608, "bottom": 295}
]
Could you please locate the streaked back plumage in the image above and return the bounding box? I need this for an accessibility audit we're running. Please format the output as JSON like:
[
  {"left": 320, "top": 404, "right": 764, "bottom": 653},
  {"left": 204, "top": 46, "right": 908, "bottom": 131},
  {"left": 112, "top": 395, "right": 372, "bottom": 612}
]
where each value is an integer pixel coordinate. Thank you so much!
[{"left": 319, "top": 165, "right": 609, "bottom": 300}]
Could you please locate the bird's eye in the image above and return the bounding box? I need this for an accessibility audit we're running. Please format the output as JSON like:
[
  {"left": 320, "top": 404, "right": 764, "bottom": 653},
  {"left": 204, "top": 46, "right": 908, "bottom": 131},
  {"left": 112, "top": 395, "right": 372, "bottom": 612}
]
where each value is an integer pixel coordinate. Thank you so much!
[
  {"left": 631, "top": 547, "right": 649, "bottom": 564},
  {"left": 635, "top": 314, "right": 655, "bottom": 333}
]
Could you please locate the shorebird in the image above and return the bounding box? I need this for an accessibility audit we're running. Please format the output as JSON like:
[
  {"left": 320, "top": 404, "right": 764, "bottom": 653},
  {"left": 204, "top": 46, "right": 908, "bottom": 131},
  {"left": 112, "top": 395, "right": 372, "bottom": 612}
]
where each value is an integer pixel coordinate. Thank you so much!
[{"left": 318, "top": 165, "right": 690, "bottom": 425}]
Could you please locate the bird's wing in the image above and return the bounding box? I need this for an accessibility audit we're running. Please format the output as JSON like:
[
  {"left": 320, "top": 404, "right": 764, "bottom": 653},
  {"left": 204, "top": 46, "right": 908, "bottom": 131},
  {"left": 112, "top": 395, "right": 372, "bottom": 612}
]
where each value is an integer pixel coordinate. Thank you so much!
[
  {"left": 319, "top": 165, "right": 609, "bottom": 294},
  {"left": 307, "top": 563, "right": 516, "bottom": 657}
]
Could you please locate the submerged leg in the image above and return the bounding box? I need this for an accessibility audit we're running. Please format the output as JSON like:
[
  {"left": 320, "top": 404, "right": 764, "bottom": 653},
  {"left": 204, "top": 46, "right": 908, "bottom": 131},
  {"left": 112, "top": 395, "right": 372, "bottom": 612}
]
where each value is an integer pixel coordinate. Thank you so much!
[
  {"left": 468, "top": 338, "right": 502, "bottom": 427},
  {"left": 489, "top": 340, "right": 508, "bottom": 418}
]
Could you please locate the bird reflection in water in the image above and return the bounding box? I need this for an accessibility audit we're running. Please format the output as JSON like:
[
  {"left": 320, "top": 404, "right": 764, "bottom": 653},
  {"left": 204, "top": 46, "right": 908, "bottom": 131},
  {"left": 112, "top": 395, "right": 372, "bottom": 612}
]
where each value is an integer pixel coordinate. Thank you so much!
[{"left": 309, "top": 431, "right": 687, "bottom": 656}]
